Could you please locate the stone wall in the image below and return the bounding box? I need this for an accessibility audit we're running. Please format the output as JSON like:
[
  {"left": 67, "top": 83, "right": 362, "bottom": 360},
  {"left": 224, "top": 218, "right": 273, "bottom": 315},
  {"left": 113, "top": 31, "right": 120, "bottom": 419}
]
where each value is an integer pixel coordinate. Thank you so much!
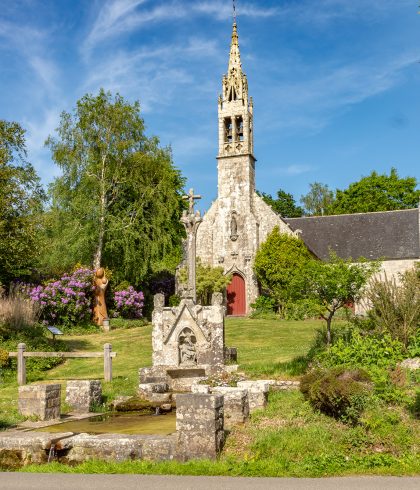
[
  {"left": 18, "top": 384, "right": 61, "bottom": 421},
  {"left": 355, "top": 258, "right": 419, "bottom": 314}
]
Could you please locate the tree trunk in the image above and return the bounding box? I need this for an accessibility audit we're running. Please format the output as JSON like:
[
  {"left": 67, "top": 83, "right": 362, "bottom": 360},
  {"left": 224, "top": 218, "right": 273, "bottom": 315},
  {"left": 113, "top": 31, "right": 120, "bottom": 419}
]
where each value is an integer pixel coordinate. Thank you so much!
[
  {"left": 93, "top": 154, "right": 107, "bottom": 270},
  {"left": 326, "top": 315, "right": 332, "bottom": 345}
]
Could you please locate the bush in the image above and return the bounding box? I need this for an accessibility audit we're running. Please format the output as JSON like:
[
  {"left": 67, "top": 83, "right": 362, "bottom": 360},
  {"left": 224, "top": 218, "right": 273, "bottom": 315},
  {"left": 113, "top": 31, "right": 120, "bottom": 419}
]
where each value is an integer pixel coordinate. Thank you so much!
[
  {"left": 0, "top": 325, "right": 68, "bottom": 380},
  {"left": 22, "top": 268, "right": 94, "bottom": 328},
  {"left": 168, "top": 294, "right": 180, "bottom": 307},
  {"left": 317, "top": 331, "right": 408, "bottom": 403},
  {"left": 0, "top": 286, "right": 40, "bottom": 336},
  {"left": 250, "top": 295, "right": 276, "bottom": 315},
  {"left": 367, "top": 268, "right": 420, "bottom": 347},
  {"left": 301, "top": 367, "right": 372, "bottom": 424},
  {"left": 113, "top": 287, "right": 144, "bottom": 319},
  {"left": 254, "top": 227, "right": 314, "bottom": 312},
  {"left": 281, "top": 299, "right": 321, "bottom": 320}
]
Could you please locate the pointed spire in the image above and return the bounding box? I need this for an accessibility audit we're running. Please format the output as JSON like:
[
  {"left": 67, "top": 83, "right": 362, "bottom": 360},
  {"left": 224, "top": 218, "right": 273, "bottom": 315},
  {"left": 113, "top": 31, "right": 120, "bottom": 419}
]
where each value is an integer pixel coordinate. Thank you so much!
[{"left": 228, "top": 22, "right": 242, "bottom": 73}]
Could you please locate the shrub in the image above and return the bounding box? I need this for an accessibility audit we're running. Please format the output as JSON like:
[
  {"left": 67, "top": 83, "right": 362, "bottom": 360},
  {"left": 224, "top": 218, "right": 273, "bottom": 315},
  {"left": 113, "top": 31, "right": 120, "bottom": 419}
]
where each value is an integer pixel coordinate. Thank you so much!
[
  {"left": 301, "top": 367, "right": 372, "bottom": 424},
  {"left": 367, "top": 268, "right": 420, "bottom": 347},
  {"left": 22, "top": 268, "right": 94, "bottom": 328},
  {"left": 168, "top": 294, "right": 180, "bottom": 307},
  {"left": 0, "top": 348, "right": 9, "bottom": 368},
  {"left": 113, "top": 287, "right": 144, "bottom": 319},
  {"left": 281, "top": 298, "right": 321, "bottom": 320},
  {"left": 254, "top": 227, "right": 314, "bottom": 312},
  {"left": 0, "top": 286, "right": 40, "bottom": 335},
  {"left": 251, "top": 294, "right": 276, "bottom": 318},
  {"left": 317, "top": 331, "right": 407, "bottom": 402},
  {"left": 0, "top": 325, "right": 68, "bottom": 379},
  {"left": 178, "top": 259, "right": 231, "bottom": 306}
]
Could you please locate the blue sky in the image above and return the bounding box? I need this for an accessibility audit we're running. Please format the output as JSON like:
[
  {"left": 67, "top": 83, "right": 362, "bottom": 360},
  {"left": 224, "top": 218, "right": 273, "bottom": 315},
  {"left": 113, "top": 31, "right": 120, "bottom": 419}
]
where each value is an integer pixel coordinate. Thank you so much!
[{"left": 1, "top": 0, "right": 419, "bottom": 211}]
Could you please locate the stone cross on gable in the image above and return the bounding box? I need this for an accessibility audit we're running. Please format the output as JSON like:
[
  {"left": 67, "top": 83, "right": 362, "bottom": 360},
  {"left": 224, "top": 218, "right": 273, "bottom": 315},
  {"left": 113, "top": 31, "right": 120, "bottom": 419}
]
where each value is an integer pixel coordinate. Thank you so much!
[{"left": 180, "top": 188, "right": 203, "bottom": 303}]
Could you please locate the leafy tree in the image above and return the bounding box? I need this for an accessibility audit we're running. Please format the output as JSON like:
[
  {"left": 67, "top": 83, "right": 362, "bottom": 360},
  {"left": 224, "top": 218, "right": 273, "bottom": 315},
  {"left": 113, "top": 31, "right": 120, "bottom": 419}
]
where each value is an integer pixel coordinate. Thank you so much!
[
  {"left": 259, "top": 189, "right": 303, "bottom": 217},
  {"left": 300, "top": 182, "right": 334, "bottom": 216},
  {"left": 179, "top": 259, "right": 231, "bottom": 306},
  {"left": 0, "top": 120, "right": 45, "bottom": 285},
  {"left": 306, "top": 254, "right": 379, "bottom": 344},
  {"left": 44, "top": 90, "right": 185, "bottom": 285},
  {"left": 330, "top": 168, "right": 420, "bottom": 214},
  {"left": 254, "top": 226, "right": 314, "bottom": 312}
]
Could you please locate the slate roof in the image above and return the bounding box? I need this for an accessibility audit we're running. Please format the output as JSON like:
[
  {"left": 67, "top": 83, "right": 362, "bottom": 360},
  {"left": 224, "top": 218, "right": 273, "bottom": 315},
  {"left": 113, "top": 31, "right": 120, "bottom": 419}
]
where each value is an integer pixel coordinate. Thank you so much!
[{"left": 284, "top": 208, "right": 420, "bottom": 261}]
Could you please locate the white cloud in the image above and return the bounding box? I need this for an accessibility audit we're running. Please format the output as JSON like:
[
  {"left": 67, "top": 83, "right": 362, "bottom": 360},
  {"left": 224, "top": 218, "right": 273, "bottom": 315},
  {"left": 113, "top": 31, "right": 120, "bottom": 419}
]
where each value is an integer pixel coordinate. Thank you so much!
[
  {"left": 259, "top": 51, "right": 418, "bottom": 133},
  {"left": 83, "top": 0, "right": 279, "bottom": 55},
  {"left": 0, "top": 20, "right": 58, "bottom": 93},
  {"left": 83, "top": 37, "right": 220, "bottom": 112},
  {"left": 277, "top": 0, "right": 414, "bottom": 27}
]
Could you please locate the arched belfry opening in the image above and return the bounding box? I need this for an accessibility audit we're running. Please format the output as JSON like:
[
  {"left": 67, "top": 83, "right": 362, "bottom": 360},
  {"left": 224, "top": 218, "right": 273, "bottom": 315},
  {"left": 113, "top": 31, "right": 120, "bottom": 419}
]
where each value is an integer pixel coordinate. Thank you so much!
[{"left": 226, "top": 273, "right": 246, "bottom": 316}]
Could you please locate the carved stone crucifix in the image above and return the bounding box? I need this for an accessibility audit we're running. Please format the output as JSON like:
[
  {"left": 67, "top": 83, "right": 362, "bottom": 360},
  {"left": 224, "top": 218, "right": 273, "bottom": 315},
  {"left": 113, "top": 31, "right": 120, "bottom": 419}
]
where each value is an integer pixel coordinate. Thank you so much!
[{"left": 181, "top": 188, "right": 202, "bottom": 303}]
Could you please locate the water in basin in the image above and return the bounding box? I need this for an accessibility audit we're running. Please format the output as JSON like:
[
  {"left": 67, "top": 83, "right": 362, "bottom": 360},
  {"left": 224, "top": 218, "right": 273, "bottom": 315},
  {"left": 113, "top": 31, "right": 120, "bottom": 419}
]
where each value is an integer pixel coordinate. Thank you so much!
[{"left": 35, "top": 411, "right": 176, "bottom": 435}]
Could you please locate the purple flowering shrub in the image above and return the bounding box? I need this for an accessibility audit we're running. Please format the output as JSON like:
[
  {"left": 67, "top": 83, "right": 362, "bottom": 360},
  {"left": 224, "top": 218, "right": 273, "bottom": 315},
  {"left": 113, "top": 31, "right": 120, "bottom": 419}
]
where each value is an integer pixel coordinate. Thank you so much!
[
  {"left": 23, "top": 268, "right": 94, "bottom": 327},
  {"left": 113, "top": 287, "right": 144, "bottom": 319}
]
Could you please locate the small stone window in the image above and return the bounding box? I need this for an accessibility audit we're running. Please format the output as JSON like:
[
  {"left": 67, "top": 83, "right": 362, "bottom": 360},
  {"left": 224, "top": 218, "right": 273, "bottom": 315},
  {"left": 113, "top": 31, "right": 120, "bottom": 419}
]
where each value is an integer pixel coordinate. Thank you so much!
[
  {"left": 236, "top": 116, "right": 244, "bottom": 142},
  {"left": 224, "top": 118, "right": 232, "bottom": 143}
]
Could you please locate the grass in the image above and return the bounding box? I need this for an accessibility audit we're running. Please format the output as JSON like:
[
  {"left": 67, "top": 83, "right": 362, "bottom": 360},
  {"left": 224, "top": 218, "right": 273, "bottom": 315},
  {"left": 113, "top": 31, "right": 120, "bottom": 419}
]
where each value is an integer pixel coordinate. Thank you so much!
[
  {"left": 2, "top": 317, "right": 419, "bottom": 476},
  {"left": 0, "top": 318, "right": 318, "bottom": 429},
  {"left": 21, "top": 391, "right": 420, "bottom": 476},
  {"left": 225, "top": 317, "right": 321, "bottom": 377}
]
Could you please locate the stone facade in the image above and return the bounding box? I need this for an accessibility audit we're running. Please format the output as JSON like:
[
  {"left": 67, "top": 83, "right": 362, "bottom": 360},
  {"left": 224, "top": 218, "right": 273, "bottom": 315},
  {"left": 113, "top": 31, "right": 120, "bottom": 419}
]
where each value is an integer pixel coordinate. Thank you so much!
[
  {"left": 65, "top": 380, "right": 102, "bottom": 413},
  {"left": 140, "top": 292, "right": 227, "bottom": 391},
  {"left": 176, "top": 393, "right": 224, "bottom": 461},
  {"left": 196, "top": 22, "right": 293, "bottom": 314},
  {"left": 18, "top": 384, "right": 61, "bottom": 421}
]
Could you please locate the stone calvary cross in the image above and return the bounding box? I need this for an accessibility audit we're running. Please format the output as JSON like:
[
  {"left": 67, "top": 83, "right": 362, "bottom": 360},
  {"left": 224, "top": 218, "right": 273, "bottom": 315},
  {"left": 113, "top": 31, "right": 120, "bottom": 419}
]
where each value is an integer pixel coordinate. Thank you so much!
[{"left": 181, "top": 188, "right": 202, "bottom": 303}]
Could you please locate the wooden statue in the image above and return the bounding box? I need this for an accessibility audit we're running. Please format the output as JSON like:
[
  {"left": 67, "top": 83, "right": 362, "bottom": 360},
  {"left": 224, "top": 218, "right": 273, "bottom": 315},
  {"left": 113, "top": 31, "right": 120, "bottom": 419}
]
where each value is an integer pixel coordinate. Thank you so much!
[{"left": 93, "top": 267, "right": 108, "bottom": 326}]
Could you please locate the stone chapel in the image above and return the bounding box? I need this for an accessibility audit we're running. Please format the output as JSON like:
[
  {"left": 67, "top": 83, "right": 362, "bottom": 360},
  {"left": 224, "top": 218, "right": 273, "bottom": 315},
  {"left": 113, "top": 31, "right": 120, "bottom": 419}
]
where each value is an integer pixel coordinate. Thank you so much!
[
  {"left": 196, "top": 22, "right": 294, "bottom": 315},
  {"left": 196, "top": 21, "right": 420, "bottom": 316}
]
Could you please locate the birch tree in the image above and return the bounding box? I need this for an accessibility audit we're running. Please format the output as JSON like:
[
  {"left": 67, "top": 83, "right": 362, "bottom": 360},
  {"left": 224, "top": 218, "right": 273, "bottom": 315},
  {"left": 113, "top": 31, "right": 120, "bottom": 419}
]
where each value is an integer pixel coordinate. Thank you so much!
[{"left": 45, "top": 90, "right": 185, "bottom": 284}]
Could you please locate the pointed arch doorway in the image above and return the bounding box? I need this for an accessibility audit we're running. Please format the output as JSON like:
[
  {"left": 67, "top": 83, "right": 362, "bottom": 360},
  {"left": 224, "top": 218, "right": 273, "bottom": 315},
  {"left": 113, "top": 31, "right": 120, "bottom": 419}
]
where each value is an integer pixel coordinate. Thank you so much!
[{"left": 227, "top": 273, "right": 246, "bottom": 316}]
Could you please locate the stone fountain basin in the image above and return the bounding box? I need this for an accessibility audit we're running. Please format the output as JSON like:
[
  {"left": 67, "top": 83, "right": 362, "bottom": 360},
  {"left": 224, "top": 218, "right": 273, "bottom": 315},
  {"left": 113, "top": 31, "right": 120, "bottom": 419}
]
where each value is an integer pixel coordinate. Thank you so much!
[{"left": 32, "top": 411, "right": 176, "bottom": 436}]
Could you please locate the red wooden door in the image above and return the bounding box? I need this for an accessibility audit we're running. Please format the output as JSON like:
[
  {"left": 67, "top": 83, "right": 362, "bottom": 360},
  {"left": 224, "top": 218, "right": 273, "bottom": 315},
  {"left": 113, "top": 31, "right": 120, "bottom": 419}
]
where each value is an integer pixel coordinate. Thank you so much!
[{"left": 227, "top": 273, "right": 246, "bottom": 316}]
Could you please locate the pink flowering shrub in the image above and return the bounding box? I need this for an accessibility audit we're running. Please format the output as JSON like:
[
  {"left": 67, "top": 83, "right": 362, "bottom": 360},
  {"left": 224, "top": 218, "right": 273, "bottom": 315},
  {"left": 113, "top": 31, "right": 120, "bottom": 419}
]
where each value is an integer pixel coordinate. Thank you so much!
[
  {"left": 20, "top": 269, "right": 144, "bottom": 327},
  {"left": 113, "top": 287, "right": 144, "bottom": 319},
  {"left": 23, "top": 268, "right": 94, "bottom": 327}
]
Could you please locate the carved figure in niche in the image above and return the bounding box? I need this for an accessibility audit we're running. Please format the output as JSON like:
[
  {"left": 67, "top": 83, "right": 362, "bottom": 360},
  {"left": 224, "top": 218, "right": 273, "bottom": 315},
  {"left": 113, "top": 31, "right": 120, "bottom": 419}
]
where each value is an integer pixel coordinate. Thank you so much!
[
  {"left": 178, "top": 327, "right": 197, "bottom": 366},
  {"left": 230, "top": 212, "right": 238, "bottom": 241},
  {"left": 93, "top": 268, "right": 108, "bottom": 326}
]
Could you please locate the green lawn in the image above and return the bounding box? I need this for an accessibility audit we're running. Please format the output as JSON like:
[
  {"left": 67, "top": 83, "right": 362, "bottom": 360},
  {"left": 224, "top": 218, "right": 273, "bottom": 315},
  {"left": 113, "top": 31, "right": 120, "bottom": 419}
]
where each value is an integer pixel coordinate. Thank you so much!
[
  {"left": 2, "top": 317, "right": 419, "bottom": 476},
  {"left": 0, "top": 317, "right": 319, "bottom": 428}
]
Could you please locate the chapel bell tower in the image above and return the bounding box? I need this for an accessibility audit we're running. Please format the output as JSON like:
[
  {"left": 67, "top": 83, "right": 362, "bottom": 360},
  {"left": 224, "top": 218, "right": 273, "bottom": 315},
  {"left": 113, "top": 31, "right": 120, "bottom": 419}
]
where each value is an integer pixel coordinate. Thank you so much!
[{"left": 217, "top": 22, "right": 255, "bottom": 201}]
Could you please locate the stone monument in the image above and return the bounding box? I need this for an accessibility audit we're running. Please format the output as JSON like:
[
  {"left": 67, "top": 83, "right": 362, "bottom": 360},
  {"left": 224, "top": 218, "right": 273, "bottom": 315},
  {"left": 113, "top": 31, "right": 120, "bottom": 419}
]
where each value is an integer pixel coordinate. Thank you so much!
[{"left": 139, "top": 189, "right": 234, "bottom": 392}]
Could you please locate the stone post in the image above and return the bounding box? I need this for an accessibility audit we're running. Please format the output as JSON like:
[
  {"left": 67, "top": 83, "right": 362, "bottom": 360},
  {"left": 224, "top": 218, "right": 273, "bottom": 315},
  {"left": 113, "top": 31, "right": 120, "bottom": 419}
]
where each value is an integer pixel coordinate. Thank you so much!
[
  {"left": 176, "top": 393, "right": 224, "bottom": 461},
  {"left": 17, "top": 343, "right": 26, "bottom": 386},
  {"left": 104, "top": 343, "right": 112, "bottom": 382},
  {"left": 18, "top": 384, "right": 61, "bottom": 420}
]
